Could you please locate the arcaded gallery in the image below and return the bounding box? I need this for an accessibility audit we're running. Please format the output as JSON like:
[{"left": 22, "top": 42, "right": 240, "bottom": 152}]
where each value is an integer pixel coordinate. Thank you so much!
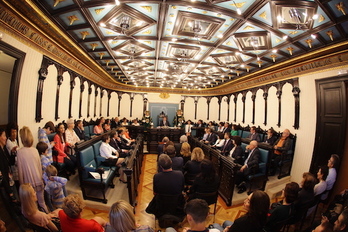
[{"left": 0, "top": 0, "right": 348, "bottom": 231}]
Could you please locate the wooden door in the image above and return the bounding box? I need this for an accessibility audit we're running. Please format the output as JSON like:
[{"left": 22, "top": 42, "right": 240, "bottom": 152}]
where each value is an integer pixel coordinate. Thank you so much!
[{"left": 310, "top": 76, "right": 348, "bottom": 173}]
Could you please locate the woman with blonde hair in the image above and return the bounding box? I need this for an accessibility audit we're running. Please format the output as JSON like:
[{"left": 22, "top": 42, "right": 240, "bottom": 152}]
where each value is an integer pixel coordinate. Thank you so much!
[
  {"left": 180, "top": 142, "right": 191, "bottom": 165},
  {"left": 19, "top": 183, "right": 59, "bottom": 231},
  {"left": 183, "top": 147, "right": 205, "bottom": 185},
  {"left": 17, "top": 126, "right": 48, "bottom": 212},
  {"left": 106, "top": 200, "right": 154, "bottom": 232}
]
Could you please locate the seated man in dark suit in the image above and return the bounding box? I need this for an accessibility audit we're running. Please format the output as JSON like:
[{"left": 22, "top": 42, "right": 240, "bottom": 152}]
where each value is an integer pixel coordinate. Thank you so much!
[
  {"left": 235, "top": 140, "right": 260, "bottom": 194},
  {"left": 248, "top": 126, "right": 261, "bottom": 142},
  {"left": 109, "top": 131, "right": 129, "bottom": 158},
  {"left": 159, "top": 116, "right": 170, "bottom": 127},
  {"left": 220, "top": 132, "right": 233, "bottom": 156},
  {"left": 222, "top": 122, "right": 231, "bottom": 134},
  {"left": 202, "top": 128, "right": 217, "bottom": 145},
  {"left": 73, "top": 120, "right": 86, "bottom": 141}
]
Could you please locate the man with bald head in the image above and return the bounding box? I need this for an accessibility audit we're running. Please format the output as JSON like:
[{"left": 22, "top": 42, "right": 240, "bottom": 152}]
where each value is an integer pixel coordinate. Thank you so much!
[
  {"left": 270, "top": 129, "right": 292, "bottom": 175},
  {"left": 235, "top": 140, "right": 260, "bottom": 193}
]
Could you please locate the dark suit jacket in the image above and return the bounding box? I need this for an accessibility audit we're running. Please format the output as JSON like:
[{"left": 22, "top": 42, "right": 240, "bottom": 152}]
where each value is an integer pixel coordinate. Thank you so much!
[
  {"left": 109, "top": 138, "right": 128, "bottom": 158},
  {"left": 244, "top": 147, "right": 260, "bottom": 174},
  {"left": 221, "top": 139, "right": 233, "bottom": 155},
  {"left": 248, "top": 133, "right": 261, "bottom": 142},
  {"left": 205, "top": 133, "right": 217, "bottom": 145},
  {"left": 73, "top": 127, "right": 85, "bottom": 140},
  {"left": 153, "top": 170, "right": 185, "bottom": 195},
  {"left": 222, "top": 127, "right": 231, "bottom": 134},
  {"left": 231, "top": 145, "right": 244, "bottom": 165},
  {"left": 159, "top": 120, "right": 170, "bottom": 127}
]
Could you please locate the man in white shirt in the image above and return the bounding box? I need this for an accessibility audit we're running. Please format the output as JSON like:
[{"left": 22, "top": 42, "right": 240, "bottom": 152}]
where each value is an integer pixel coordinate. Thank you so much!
[
  {"left": 326, "top": 154, "right": 340, "bottom": 191},
  {"left": 99, "top": 134, "right": 126, "bottom": 183}
]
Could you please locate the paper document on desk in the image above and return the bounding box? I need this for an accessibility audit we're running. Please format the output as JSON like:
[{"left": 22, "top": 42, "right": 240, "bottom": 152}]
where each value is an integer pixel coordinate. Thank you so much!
[{"left": 89, "top": 170, "right": 110, "bottom": 179}]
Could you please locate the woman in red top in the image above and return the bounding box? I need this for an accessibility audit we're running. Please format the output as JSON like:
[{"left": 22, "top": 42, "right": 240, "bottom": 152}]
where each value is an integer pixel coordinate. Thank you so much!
[{"left": 54, "top": 123, "right": 77, "bottom": 174}]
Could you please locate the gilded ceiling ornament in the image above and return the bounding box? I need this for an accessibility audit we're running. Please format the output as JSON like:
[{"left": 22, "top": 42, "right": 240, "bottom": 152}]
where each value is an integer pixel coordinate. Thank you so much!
[
  {"left": 246, "top": 66, "right": 250, "bottom": 72},
  {"left": 187, "top": 7, "right": 192, "bottom": 10},
  {"left": 68, "top": 15, "right": 79, "bottom": 25},
  {"left": 95, "top": 8, "right": 104, "bottom": 15},
  {"left": 90, "top": 43, "right": 98, "bottom": 51},
  {"left": 326, "top": 30, "right": 334, "bottom": 41},
  {"left": 236, "top": 71, "right": 241, "bottom": 76},
  {"left": 106, "top": 30, "right": 116, "bottom": 35},
  {"left": 141, "top": 6, "right": 152, "bottom": 13},
  {"left": 230, "top": 2, "right": 246, "bottom": 8},
  {"left": 226, "top": 41, "right": 232, "bottom": 46},
  {"left": 257, "top": 60, "right": 263, "bottom": 67},
  {"left": 217, "top": 13, "right": 222, "bottom": 17},
  {"left": 106, "top": 60, "right": 110, "bottom": 66},
  {"left": 336, "top": 2, "right": 346, "bottom": 15},
  {"left": 270, "top": 54, "right": 277, "bottom": 62},
  {"left": 287, "top": 47, "right": 294, "bottom": 55},
  {"left": 203, "top": 11, "right": 207, "bottom": 14},
  {"left": 111, "top": 66, "right": 115, "bottom": 71},
  {"left": 98, "top": 52, "right": 105, "bottom": 59},
  {"left": 319, "top": 15, "right": 325, "bottom": 23},
  {"left": 80, "top": 31, "right": 90, "bottom": 40},
  {"left": 259, "top": 11, "right": 267, "bottom": 19},
  {"left": 170, "top": 14, "right": 175, "bottom": 17},
  {"left": 168, "top": 21, "right": 172, "bottom": 24},
  {"left": 275, "top": 38, "right": 281, "bottom": 43},
  {"left": 172, "top": 6, "right": 177, "bottom": 9},
  {"left": 289, "top": 31, "right": 298, "bottom": 35},
  {"left": 166, "top": 28, "right": 171, "bottom": 31},
  {"left": 305, "top": 39, "right": 313, "bottom": 48},
  {"left": 244, "top": 25, "right": 255, "bottom": 30},
  {"left": 53, "top": 0, "right": 65, "bottom": 8},
  {"left": 159, "top": 93, "right": 170, "bottom": 99}
]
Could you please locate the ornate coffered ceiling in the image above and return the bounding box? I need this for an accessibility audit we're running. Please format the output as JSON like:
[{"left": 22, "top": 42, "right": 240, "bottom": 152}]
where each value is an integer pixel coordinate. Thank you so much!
[{"left": 5, "top": 0, "right": 348, "bottom": 92}]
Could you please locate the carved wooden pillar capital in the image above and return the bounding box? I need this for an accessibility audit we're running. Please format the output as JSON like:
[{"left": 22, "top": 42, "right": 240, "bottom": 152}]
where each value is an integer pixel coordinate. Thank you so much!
[{"left": 292, "top": 78, "right": 301, "bottom": 129}]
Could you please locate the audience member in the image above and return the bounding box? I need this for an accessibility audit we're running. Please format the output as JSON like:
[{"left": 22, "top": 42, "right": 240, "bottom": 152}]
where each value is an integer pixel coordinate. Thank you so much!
[
  {"left": 270, "top": 129, "right": 291, "bottom": 175},
  {"left": 212, "top": 132, "right": 225, "bottom": 149},
  {"left": 94, "top": 117, "right": 105, "bottom": 135},
  {"left": 59, "top": 194, "right": 106, "bottom": 232},
  {"left": 180, "top": 142, "right": 192, "bottom": 165},
  {"left": 131, "top": 119, "right": 140, "bottom": 126},
  {"left": 326, "top": 154, "right": 340, "bottom": 197},
  {"left": 111, "top": 117, "right": 121, "bottom": 128},
  {"left": 185, "top": 120, "right": 193, "bottom": 134},
  {"left": 229, "top": 136, "right": 244, "bottom": 165},
  {"left": 184, "top": 147, "right": 204, "bottom": 185},
  {"left": 248, "top": 126, "right": 261, "bottom": 142},
  {"left": 105, "top": 200, "right": 154, "bottom": 232},
  {"left": 99, "top": 134, "right": 126, "bottom": 183},
  {"left": 230, "top": 124, "right": 238, "bottom": 136},
  {"left": 74, "top": 120, "right": 86, "bottom": 141},
  {"left": 17, "top": 126, "right": 48, "bottom": 212},
  {"left": 220, "top": 133, "right": 233, "bottom": 156},
  {"left": 312, "top": 218, "right": 333, "bottom": 232},
  {"left": 45, "top": 165, "right": 67, "bottom": 209},
  {"left": 65, "top": 119, "right": 80, "bottom": 149},
  {"left": 217, "top": 122, "right": 224, "bottom": 133},
  {"left": 166, "top": 199, "right": 220, "bottom": 232},
  {"left": 121, "top": 117, "right": 129, "bottom": 126},
  {"left": 36, "top": 141, "right": 50, "bottom": 182},
  {"left": 0, "top": 128, "right": 17, "bottom": 203},
  {"left": 119, "top": 127, "right": 135, "bottom": 145},
  {"left": 264, "top": 182, "right": 300, "bottom": 232},
  {"left": 109, "top": 131, "right": 129, "bottom": 158},
  {"left": 19, "top": 183, "right": 59, "bottom": 231},
  {"left": 115, "top": 129, "right": 132, "bottom": 150},
  {"left": 213, "top": 190, "right": 270, "bottom": 232},
  {"left": 153, "top": 154, "right": 184, "bottom": 195},
  {"left": 38, "top": 121, "right": 55, "bottom": 163},
  {"left": 53, "top": 123, "right": 77, "bottom": 175},
  {"left": 222, "top": 122, "right": 231, "bottom": 134},
  {"left": 314, "top": 166, "right": 329, "bottom": 199},
  {"left": 207, "top": 121, "right": 215, "bottom": 131},
  {"left": 5, "top": 122, "right": 19, "bottom": 185},
  {"left": 0, "top": 219, "right": 5, "bottom": 232},
  {"left": 202, "top": 128, "right": 217, "bottom": 145},
  {"left": 235, "top": 140, "right": 260, "bottom": 194},
  {"left": 196, "top": 120, "right": 204, "bottom": 127},
  {"left": 188, "top": 159, "right": 219, "bottom": 199},
  {"left": 264, "top": 128, "right": 277, "bottom": 146},
  {"left": 164, "top": 145, "right": 183, "bottom": 172},
  {"left": 103, "top": 119, "right": 111, "bottom": 132}
]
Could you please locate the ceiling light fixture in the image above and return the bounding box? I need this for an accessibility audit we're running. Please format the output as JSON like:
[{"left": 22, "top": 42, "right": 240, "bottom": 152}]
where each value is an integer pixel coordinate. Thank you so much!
[{"left": 115, "top": 0, "right": 120, "bottom": 6}]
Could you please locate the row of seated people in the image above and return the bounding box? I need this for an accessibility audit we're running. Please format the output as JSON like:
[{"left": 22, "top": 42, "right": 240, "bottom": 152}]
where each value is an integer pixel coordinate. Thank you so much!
[{"left": 145, "top": 139, "right": 342, "bottom": 232}]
